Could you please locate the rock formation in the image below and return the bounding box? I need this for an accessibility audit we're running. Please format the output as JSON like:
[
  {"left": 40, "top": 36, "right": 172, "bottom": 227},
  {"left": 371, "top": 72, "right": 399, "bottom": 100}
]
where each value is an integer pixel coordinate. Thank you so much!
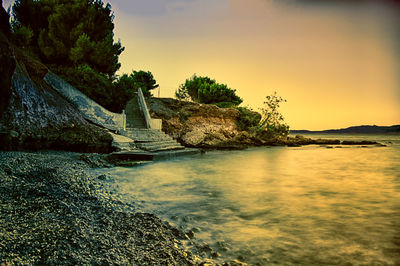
[
  {"left": 0, "top": 5, "right": 112, "bottom": 153},
  {"left": 148, "top": 97, "right": 257, "bottom": 148}
]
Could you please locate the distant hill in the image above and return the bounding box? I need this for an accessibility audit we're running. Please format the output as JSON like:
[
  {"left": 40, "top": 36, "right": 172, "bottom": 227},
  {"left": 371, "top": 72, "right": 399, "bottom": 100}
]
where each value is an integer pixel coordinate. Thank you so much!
[{"left": 290, "top": 125, "right": 400, "bottom": 134}]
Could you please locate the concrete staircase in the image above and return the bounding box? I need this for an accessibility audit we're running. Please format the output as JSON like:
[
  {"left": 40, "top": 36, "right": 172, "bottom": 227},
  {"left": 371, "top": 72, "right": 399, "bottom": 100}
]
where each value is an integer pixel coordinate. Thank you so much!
[
  {"left": 122, "top": 128, "right": 184, "bottom": 152},
  {"left": 125, "top": 95, "right": 146, "bottom": 128},
  {"left": 121, "top": 93, "right": 184, "bottom": 152}
]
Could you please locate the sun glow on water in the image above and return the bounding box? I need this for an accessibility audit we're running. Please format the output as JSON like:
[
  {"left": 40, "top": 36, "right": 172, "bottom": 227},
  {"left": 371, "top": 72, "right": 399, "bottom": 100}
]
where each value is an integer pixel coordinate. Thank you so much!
[{"left": 102, "top": 134, "right": 400, "bottom": 265}]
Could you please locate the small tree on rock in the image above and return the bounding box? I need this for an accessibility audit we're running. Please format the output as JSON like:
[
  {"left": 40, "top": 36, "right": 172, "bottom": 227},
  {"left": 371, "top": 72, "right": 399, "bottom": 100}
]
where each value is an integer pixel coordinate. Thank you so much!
[{"left": 260, "top": 91, "right": 289, "bottom": 137}]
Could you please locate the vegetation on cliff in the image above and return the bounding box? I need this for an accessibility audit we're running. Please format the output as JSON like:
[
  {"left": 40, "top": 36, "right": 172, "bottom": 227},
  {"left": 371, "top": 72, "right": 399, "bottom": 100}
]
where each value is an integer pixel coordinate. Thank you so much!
[
  {"left": 10, "top": 0, "right": 158, "bottom": 113},
  {"left": 175, "top": 74, "right": 243, "bottom": 108},
  {"left": 174, "top": 74, "right": 289, "bottom": 141},
  {"left": 11, "top": 0, "right": 124, "bottom": 111}
]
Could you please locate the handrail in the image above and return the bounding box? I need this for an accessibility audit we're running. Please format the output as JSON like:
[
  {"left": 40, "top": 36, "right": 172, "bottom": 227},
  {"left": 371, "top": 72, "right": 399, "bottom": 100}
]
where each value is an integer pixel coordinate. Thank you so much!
[{"left": 137, "top": 88, "right": 151, "bottom": 129}]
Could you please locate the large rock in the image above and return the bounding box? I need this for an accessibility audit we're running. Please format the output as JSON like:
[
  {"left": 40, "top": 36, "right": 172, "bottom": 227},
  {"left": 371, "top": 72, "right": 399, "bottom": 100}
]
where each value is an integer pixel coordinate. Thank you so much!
[
  {"left": 148, "top": 97, "right": 254, "bottom": 148},
  {"left": 0, "top": 50, "right": 113, "bottom": 153}
]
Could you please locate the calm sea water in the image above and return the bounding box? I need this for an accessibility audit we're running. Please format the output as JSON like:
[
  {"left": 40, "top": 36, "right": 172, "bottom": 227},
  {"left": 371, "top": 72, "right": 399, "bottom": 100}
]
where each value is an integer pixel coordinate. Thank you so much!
[{"left": 102, "top": 134, "right": 400, "bottom": 265}]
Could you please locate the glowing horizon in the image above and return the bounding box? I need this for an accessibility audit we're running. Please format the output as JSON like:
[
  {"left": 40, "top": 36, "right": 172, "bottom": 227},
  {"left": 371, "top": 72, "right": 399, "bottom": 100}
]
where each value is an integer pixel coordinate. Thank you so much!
[{"left": 3, "top": 0, "right": 400, "bottom": 130}]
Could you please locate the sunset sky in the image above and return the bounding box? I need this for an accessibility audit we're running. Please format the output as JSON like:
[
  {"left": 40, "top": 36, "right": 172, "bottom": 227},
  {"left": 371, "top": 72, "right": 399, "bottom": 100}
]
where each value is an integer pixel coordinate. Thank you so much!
[{"left": 3, "top": 0, "right": 400, "bottom": 130}]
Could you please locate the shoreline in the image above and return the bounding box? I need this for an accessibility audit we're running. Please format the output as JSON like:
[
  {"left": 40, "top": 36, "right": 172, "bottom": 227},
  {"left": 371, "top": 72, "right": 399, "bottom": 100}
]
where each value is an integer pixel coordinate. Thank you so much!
[
  {"left": 181, "top": 135, "right": 385, "bottom": 150},
  {"left": 0, "top": 151, "right": 210, "bottom": 265},
  {"left": 0, "top": 135, "right": 387, "bottom": 264}
]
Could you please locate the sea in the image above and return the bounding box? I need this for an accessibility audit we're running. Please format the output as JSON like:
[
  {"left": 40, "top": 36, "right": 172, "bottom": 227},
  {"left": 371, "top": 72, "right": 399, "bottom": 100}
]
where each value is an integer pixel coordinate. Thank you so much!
[{"left": 100, "top": 134, "right": 400, "bottom": 265}]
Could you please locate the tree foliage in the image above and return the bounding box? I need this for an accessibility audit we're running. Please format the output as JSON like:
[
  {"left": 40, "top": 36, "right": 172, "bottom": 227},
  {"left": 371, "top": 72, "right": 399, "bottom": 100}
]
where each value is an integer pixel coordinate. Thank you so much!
[
  {"left": 175, "top": 74, "right": 242, "bottom": 107},
  {"left": 114, "top": 70, "right": 159, "bottom": 108},
  {"left": 125, "top": 70, "right": 159, "bottom": 97},
  {"left": 11, "top": 0, "right": 125, "bottom": 112},
  {"left": 259, "top": 91, "right": 289, "bottom": 137},
  {"left": 12, "top": 0, "right": 123, "bottom": 75}
]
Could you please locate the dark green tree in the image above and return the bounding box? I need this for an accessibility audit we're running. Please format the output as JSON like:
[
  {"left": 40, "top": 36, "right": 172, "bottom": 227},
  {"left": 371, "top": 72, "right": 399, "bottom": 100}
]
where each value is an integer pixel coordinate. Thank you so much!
[
  {"left": 11, "top": 0, "right": 125, "bottom": 112},
  {"left": 114, "top": 70, "right": 158, "bottom": 97},
  {"left": 113, "top": 70, "right": 159, "bottom": 110},
  {"left": 129, "top": 70, "right": 159, "bottom": 97},
  {"left": 175, "top": 74, "right": 242, "bottom": 107}
]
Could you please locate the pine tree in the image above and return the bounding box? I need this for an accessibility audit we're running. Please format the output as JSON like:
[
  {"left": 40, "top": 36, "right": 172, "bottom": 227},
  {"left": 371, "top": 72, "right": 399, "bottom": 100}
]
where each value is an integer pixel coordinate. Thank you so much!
[{"left": 12, "top": 0, "right": 125, "bottom": 111}]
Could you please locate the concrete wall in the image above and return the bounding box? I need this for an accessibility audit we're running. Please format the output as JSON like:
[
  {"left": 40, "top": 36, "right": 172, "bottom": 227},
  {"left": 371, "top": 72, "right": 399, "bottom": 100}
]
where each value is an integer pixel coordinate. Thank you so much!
[
  {"left": 137, "top": 88, "right": 162, "bottom": 131},
  {"left": 44, "top": 71, "right": 125, "bottom": 131}
]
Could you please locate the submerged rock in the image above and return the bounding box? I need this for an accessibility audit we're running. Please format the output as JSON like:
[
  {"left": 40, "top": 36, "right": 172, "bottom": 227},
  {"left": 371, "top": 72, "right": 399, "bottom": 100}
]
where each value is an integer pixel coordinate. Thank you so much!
[{"left": 341, "top": 140, "right": 378, "bottom": 145}]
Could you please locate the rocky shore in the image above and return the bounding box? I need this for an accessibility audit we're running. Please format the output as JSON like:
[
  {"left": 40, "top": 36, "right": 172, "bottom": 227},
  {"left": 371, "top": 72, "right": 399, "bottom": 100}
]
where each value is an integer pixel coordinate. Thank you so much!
[
  {"left": 284, "top": 135, "right": 382, "bottom": 147},
  {"left": 147, "top": 98, "right": 383, "bottom": 150},
  {"left": 0, "top": 151, "right": 208, "bottom": 265}
]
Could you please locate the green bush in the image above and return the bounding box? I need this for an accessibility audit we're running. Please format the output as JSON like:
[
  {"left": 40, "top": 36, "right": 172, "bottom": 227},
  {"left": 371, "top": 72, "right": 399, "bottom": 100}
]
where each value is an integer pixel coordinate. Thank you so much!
[
  {"left": 236, "top": 107, "right": 262, "bottom": 131},
  {"left": 175, "top": 74, "right": 242, "bottom": 107},
  {"left": 198, "top": 83, "right": 242, "bottom": 106},
  {"left": 175, "top": 75, "right": 214, "bottom": 102}
]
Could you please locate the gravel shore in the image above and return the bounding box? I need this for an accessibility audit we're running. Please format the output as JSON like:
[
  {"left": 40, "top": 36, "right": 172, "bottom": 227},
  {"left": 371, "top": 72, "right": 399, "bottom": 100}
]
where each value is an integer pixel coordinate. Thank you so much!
[{"left": 0, "top": 151, "right": 204, "bottom": 265}]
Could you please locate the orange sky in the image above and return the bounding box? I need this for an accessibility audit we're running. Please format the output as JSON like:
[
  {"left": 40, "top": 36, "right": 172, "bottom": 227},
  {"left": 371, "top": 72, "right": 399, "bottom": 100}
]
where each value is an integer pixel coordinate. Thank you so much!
[{"left": 3, "top": 0, "right": 400, "bottom": 130}]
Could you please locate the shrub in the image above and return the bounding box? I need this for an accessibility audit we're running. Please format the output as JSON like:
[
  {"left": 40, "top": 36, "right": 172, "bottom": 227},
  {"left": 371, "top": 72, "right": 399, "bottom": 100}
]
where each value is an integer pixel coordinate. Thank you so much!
[
  {"left": 259, "top": 91, "right": 289, "bottom": 137},
  {"left": 236, "top": 107, "right": 262, "bottom": 131},
  {"left": 175, "top": 74, "right": 242, "bottom": 107}
]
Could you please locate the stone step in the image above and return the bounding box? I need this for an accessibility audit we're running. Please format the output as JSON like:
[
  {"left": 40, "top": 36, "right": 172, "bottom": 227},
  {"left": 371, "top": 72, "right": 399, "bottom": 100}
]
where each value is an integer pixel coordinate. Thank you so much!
[
  {"left": 126, "top": 121, "right": 146, "bottom": 128},
  {"left": 120, "top": 127, "right": 183, "bottom": 152},
  {"left": 136, "top": 141, "right": 183, "bottom": 150},
  {"left": 125, "top": 135, "right": 171, "bottom": 142},
  {"left": 110, "top": 131, "right": 140, "bottom": 152},
  {"left": 149, "top": 146, "right": 185, "bottom": 152},
  {"left": 122, "top": 128, "right": 173, "bottom": 142},
  {"left": 124, "top": 128, "right": 163, "bottom": 133},
  {"left": 137, "top": 143, "right": 185, "bottom": 152},
  {"left": 120, "top": 128, "right": 182, "bottom": 151},
  {"left": 137, "top": 139, "right": 180, "bottom": 147}
]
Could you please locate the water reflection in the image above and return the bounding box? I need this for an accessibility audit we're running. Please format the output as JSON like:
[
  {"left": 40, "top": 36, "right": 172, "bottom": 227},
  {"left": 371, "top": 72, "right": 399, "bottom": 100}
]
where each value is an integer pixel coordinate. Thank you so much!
[{"left": 106, "top": 135, "right": 400, "bottom": 265}]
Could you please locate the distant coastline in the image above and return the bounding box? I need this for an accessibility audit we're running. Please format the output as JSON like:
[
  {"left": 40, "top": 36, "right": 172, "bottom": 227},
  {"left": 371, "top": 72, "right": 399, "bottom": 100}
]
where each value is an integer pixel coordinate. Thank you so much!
[{"left": 290, "top": 125, "right": 400, "bottom": 134}]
